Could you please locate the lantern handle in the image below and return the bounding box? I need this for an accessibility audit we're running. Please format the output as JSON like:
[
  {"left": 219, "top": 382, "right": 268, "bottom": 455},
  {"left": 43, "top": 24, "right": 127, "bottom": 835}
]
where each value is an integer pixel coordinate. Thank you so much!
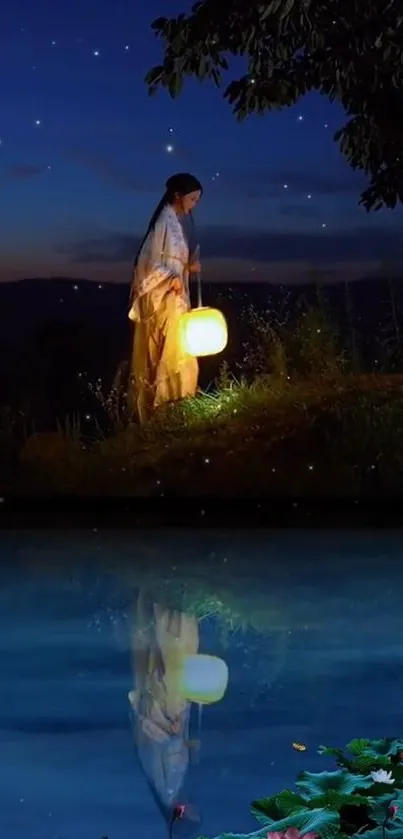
[
  {"left": 192, "top": 244, "right": 203, "bottom": 308},
  {"left": 195, "top": 272, "right": 203, "bottom": 309}
]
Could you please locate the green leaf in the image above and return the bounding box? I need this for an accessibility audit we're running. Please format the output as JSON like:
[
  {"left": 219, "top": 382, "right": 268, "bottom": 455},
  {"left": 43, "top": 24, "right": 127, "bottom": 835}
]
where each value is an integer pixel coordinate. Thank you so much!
[
  {"left": 168, "top": 72, "right": 184, "bottom": 97},
  {"left": 253, "top": 807, "right": 340, "bottom": 839},
  {"left": 144, "top": 64, "right": 164, "bottom": 86},
  {"left": 347, "top": 739, "right": 372, "bottom": 755},
  {"left": 296, "top": 770, "right": 374, "bottom": 797},
  {"left": 369, "top": 792, "right": 397, "bottom": 824},
  {"left": 310, "top": 792, "right": 371, "bottom": 810},
  {"left": 359, "top": 827, "right": 403, "bottom": 839},
  {"left": 251, "top": 790, "right": 308, "bottom": 823}
]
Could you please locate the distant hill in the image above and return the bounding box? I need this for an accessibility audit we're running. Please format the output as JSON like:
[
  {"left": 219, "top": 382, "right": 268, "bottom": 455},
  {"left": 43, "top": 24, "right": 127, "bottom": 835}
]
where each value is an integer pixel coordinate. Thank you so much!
[
  {"left": 0, "top": 274, "right": 401, "bottom": 425},
  {"left": 0, "top": 272, "right": 400, "bottom": 345}
]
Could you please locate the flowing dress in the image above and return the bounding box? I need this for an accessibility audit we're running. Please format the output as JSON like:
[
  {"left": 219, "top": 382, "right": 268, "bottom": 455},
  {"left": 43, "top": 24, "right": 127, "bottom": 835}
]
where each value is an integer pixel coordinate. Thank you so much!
[
  {"left": 129, "top": 593, "right": 199, "bottom": 820},
  {"left": 129, "top": 205, "right": 199, "bottom": 423}
]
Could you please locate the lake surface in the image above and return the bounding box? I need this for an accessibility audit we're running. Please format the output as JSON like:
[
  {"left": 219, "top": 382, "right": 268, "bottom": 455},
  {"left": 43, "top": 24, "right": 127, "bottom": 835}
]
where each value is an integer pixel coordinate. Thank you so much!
[{"left": 0, "top": 529, "right": 402, "bottom": 839}]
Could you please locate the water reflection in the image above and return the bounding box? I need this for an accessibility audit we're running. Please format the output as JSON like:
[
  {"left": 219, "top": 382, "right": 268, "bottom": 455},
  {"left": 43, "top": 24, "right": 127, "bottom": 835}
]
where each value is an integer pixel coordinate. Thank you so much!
[
  {"left": 1, "top": 531, "right": 403, "bottom": 839},
  {"left": 129, "top": 590, "right": 205, "bottom": 836}
]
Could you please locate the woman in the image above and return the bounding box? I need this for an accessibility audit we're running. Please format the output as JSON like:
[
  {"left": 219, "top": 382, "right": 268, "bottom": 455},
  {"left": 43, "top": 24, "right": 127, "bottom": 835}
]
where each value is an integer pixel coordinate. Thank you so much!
[
  {"left": 129, "top": 172, "right": 203, "bottom": 424},
  {"left": 129, "top": 591, "right": 201, "bottom": 835}
]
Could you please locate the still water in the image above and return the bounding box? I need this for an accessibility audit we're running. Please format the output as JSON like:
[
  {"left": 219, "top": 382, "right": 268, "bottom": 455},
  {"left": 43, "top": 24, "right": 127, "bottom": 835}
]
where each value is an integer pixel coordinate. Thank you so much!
[{"left": 0, "top": 530, "right": 402, "bottom": 839}]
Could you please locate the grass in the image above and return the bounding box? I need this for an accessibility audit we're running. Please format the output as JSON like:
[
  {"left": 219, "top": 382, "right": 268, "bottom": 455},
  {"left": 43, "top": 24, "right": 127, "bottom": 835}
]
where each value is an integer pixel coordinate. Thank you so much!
[
  {"left": 5, "top": 369, "right": 403, "bottom": 498},
  {"left": 3, "top": 296, "right": 403, "bottom": 499}
]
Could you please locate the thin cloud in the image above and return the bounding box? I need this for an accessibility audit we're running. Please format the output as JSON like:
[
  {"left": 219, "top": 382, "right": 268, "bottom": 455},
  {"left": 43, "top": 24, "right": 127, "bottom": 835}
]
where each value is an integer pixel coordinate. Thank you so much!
[
  {"left": 6, "top": 164, "right": 47, "bottom": 180},
  {"left": 279, "top": 204, "right": 321, "bottom": 218},
  {"left": 65, "top": 148, "right": 152, "bottom": 194},
  {"left": 57, "top": 223, "right": 403, "bottom": 267},
  {"left": 66, "top": 143, "right": 193, "bottom": 193},
  {"left": 56, "top": 232, "right": 137, "bottom": 264},
  {"left": 233, "top": 167, "right": 367, "bottom": 200}
]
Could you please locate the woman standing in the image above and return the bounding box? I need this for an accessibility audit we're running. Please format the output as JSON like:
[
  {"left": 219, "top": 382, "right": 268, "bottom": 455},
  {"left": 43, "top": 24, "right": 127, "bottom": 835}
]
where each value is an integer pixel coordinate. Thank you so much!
[{"left": 129, "top": 173, "right": 203, "bottom": 424}]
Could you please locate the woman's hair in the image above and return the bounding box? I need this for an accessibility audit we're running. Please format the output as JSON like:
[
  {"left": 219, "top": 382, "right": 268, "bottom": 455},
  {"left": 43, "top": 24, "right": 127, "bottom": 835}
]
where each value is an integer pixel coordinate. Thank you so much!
[{"left": 134, "top": 172, "right": 203, "bottom": 266}]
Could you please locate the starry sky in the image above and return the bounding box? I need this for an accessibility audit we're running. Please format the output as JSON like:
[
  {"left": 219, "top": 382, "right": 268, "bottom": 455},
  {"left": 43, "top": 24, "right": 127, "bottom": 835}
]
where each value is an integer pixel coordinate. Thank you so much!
[{"left": 1, "top": 0, "right": 403, "bottom": 286}]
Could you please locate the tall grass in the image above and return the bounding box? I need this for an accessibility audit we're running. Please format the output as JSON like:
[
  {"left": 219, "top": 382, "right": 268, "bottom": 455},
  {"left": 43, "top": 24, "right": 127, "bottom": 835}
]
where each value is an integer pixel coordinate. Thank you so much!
[
  {"left": 239, "top": 293, "right": 344, "bottom": 383},
  {"left": 5, "top": 272, "right": 403, "bottom": 494}
]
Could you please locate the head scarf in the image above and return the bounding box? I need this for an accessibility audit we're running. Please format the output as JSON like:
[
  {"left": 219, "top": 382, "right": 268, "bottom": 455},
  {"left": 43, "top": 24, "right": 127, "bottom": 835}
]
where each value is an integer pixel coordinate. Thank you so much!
[{"left": 134, "top": 173, "right": 203, "bottom": 267}]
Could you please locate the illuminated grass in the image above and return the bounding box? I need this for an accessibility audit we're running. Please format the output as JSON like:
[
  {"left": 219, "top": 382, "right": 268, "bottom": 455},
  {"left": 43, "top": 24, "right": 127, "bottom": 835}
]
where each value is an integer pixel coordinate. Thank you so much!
[{"left": 9, "top": 372, "right": 403, "bottom": 497}]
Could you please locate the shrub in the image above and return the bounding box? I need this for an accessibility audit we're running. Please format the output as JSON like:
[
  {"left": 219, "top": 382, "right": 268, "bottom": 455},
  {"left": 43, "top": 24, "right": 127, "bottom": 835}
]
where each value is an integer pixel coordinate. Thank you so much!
[{"left": 199, "top": 737, "right": 403, "bottom": 839}]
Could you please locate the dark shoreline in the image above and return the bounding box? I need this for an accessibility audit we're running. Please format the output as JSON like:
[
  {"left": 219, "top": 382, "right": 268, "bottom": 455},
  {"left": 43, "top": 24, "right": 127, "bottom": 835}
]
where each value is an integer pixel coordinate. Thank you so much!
[{"left": 0, "top": 496, "right": 403, "bottom": 528}]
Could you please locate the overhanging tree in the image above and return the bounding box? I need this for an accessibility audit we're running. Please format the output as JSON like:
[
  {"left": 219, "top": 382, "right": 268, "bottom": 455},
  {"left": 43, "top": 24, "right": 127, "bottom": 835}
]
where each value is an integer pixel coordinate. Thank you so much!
[{"left": 145, "top": 0, "right": 403, "bottom": 211}]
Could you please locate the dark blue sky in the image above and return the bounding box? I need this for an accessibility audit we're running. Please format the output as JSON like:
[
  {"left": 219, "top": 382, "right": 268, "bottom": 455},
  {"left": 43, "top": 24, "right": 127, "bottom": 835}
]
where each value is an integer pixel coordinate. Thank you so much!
[{"left": 1, "top": 0, "right": 402, "bottom": 285}]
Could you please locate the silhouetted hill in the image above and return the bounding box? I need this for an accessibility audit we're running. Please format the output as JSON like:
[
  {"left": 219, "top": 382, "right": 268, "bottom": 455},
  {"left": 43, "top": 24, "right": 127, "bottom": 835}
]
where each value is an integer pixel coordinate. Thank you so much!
[{"left": 1, "top": 272, "right": 401, "bottom": 345}]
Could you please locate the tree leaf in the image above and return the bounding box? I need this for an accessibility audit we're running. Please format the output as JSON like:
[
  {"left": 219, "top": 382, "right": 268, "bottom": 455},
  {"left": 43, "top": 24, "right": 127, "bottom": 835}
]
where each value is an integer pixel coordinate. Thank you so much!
[
  {"left": 168, "top": 72, "right": 184, "bottom": 98},
  {"left": 145, "top": 0, "right": 403, "bottom": 210}
]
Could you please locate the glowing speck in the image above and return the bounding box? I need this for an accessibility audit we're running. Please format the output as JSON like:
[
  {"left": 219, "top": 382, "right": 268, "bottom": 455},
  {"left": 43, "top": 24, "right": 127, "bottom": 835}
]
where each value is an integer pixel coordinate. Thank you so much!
[
  {"left": 124, "top": 44, "right": 130, "bottom": 51},
  {"left": 35, "top": 119, "right": 41, "bottom": 126},
  {"left": 283, "top": 183, "right": 288, "bottom": 189},
  {"left": 307, "top": 193, "right": 312, "bottom": 199},
  {"left": 166, "top": 144, "right": 174, "bottom": 153},
  {"left": 93, "top": 49, "right": 100, "bottom": 57},
  {"left": 297, "top": 114, "right": 304, "bottom": 121}
]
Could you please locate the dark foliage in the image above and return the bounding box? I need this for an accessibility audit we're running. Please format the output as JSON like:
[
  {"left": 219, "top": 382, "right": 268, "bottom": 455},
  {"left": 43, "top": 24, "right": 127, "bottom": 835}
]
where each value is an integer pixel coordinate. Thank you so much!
[{"left": 145, "top": 0, "right": 403, "bottom": 211}]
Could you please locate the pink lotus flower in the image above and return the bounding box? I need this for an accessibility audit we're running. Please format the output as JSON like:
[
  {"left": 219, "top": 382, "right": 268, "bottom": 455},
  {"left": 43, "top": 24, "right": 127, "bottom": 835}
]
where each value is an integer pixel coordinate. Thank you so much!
[
  {"left": 268, "top": 829, "right": 318, "bottom": 839},
  {"left": 388, "top": 805, "right": 399, "bottom": 818}
]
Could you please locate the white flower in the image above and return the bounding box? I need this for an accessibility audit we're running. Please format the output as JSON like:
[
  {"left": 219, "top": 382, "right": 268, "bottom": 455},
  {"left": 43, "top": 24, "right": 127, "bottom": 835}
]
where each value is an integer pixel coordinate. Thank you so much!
[{"left": 371, "top": 769, "right": 395, "bottom": 784}]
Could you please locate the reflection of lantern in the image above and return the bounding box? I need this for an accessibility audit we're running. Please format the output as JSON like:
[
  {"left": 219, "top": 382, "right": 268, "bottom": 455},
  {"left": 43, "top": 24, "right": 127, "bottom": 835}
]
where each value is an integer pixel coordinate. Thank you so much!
[
  {"left": 179, "top": 307, "right": 228, "bottom": 358},
  {"left": 178, "top": 654, "right": 229, "bottom": 704}
]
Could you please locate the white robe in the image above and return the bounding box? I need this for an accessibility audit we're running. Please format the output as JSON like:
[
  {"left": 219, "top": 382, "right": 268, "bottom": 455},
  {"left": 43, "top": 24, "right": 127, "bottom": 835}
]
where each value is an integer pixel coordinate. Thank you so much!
[
  {"left": 129, "top": 205, "right": 190, "bottom": 323},
  {"left": 128, "top": 205, "right": 198, "bottom": 423}
]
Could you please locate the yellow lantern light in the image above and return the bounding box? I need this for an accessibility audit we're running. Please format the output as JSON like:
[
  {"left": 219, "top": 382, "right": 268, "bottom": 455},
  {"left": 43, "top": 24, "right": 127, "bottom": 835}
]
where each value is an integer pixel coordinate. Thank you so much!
[
  {"left": 177, "top": 654, "right": 229, "bottom": 704},
  {"left": 179, "top": 307, "right": 228, "bottom": 358}
]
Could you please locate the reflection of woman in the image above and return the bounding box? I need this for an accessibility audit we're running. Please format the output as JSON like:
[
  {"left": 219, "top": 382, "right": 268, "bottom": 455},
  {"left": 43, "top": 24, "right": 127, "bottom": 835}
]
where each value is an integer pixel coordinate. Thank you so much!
[
  {"left": 129, "top": 591, "right": 200, "bottom": 830},
  {"left": 128, "top": 172, "right": 203, "bottom": 424}
]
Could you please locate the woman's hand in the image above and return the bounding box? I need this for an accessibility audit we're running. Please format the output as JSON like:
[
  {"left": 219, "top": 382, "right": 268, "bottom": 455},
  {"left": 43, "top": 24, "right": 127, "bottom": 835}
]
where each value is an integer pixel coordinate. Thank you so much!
[
  {"left": 170, "top": 277, "right": 183, "bottom": 294},
  {"left": 188, "top": 259, "right": 201, "bottom": 274}
]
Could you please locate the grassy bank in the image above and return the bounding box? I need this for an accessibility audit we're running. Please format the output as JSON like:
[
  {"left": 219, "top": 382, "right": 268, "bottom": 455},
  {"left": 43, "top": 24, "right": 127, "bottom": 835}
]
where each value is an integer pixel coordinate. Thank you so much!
[{"left": 4, "top": 371, "right": 403, "bottom": 498}]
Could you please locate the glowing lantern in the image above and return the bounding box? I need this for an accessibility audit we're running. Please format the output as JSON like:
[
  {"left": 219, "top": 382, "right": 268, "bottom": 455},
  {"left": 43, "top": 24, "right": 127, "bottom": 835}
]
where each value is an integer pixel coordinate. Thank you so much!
[
  {"left": 179, "top": 307, "right": 228, "bottom": 358},
  {"left": 177, "top": 654, "right": 229, "bottom": 704}
]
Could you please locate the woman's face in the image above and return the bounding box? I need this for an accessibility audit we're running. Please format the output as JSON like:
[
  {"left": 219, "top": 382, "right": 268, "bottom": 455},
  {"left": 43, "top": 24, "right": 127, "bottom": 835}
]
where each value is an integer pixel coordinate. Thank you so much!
[{"left": 179, "top": 190, "right": 202, "bottom": 215}]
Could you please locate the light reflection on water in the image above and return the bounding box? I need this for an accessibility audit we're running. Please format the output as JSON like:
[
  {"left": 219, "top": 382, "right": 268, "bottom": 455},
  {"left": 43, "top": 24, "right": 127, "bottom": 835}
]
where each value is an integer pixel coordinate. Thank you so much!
[{"left": 0, "top": 530, "right": 402, "bottom": 839}]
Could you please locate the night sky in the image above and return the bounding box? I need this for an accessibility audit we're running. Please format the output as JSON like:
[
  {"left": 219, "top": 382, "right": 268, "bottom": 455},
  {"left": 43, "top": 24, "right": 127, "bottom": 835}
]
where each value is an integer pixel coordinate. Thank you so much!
[{"left": 1, "top": 0, "right": 403, "bottom": 286}]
